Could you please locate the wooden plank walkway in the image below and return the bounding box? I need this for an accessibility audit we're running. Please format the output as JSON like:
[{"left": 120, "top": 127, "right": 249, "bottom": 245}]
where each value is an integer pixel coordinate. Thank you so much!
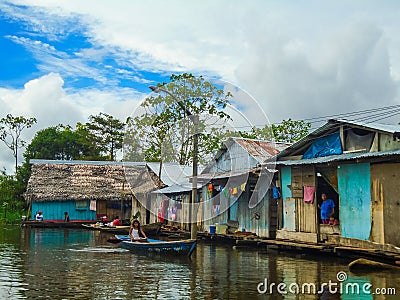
[{"left": 198, "top": 231, "right": 400, "bottom": 263}]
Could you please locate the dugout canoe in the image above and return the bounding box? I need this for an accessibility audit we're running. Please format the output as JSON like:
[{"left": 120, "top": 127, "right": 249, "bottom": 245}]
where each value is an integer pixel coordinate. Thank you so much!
[{"left": 120, "top": 238, "right": 197, "bottom": 257}]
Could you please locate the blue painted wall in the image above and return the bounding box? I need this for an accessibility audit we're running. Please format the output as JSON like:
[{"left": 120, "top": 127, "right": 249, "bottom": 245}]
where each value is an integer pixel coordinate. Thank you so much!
[
  {"left": 32, "top": 200, "right": 96, "bottom": 221},
  {"left": 281, "top": 166, "right": 296, "bottom": 231},
  {"left": 338, "top": 163, "right": 371, "bottom": 240}
]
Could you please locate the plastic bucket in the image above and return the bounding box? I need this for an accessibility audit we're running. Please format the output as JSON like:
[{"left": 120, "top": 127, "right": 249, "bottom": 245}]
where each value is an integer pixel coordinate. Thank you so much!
[
  {"left": 216, "top": 224, "right": 228, "bottom": 234},
  {"left": 209, "top": 225, "right": 216, "bottom": 234}
]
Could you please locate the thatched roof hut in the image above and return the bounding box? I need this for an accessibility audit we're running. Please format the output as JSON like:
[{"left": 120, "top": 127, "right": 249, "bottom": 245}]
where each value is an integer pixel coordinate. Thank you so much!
[{"left": 25, "top": 160, "right": 166, "bottom": 202}]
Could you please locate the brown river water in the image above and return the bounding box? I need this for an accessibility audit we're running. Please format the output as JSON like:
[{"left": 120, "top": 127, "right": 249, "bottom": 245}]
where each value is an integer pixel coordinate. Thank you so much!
[{"left": 0, "top": 225, "right": 399, "bottom": 299}]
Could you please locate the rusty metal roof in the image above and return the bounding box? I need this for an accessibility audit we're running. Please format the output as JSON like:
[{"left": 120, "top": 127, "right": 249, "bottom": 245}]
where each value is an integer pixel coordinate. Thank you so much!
[{"left": 230, "top": 137, "right": 290, "bottom": 163}]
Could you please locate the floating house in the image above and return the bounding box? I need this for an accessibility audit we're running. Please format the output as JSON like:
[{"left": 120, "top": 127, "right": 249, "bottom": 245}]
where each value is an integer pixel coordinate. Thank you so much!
[
  {"left": 267, "top": 119, "right": 400, "bottom": 250},
  {"left": 25, "top": 160, "right": 134, "bottom": 222},
  {"left": 25, "top": 160, "right": 188, "bottom": 224},
  {"left": 145, "top": 163, "right": 193, "bottom": 228},
  {"left": 199, "top": 137, "right": 290, "bottom": 237},
  {"left": 152, "top": 181, "right": 201, "bottom": 231}
]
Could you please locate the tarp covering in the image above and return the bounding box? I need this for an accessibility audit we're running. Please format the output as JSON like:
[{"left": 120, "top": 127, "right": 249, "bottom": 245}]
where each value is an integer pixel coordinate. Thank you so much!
[
  {"left": 302, "top": 131, "right": 342, "bottom": 159},
  {"left": 345, "top": 129, "right": 374, "bottom": 151}
]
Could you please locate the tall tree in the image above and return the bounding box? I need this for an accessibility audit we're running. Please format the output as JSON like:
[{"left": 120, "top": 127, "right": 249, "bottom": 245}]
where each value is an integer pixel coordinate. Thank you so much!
[
  {"left": 125, "top": 73, "right": 232, "bottom": 166},
  {"left": 0, "top": 114, "right": 37, "bottom": 172},
  {"left": 25, "top": 124, "right": 102, "bottom": 160},
  {"left": 84, "top": 113, "right": 125, "bottom": 161},
  {"left": 271, "top": 118, "right": 311, "bottom": 143},
  {"left": 238, "top": 119, "right": 311, "bottom": 143}
]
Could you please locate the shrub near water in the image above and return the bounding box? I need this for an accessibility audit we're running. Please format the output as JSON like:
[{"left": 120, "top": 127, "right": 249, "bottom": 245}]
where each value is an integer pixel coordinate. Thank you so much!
[
  {"left": 0, "top": 206, "right": 26, "bottom": 224},
  {"left": 0, "top": 171, "right": 27, "bottom": 224}
]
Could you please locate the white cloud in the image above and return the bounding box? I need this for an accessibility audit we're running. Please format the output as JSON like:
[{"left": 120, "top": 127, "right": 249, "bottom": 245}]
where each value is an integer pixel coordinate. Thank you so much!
[
  {"left": 0, "top": 73, "right": 144, "bottom": 172},
  {"left": 2, "top": 1, "right": 400, "bottom": 173},
  {"left": 235, "top": 20, "right": 400, "bottom": 124},
  {"left": 5, "top": 1, "right": 400, "bottom": 108},
  {"left": 5, "top": 0, "right": 250, "bottom": 79}
]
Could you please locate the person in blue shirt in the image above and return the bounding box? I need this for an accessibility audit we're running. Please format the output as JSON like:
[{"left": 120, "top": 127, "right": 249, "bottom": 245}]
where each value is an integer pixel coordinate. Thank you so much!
[{"left": 319, "top": 193, "right": 335, "bottom": 224}]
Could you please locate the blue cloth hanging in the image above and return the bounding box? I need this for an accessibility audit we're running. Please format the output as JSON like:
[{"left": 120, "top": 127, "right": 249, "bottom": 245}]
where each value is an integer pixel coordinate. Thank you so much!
[{"left": 272, "top": 187, "right": 281, "bottom": 199}]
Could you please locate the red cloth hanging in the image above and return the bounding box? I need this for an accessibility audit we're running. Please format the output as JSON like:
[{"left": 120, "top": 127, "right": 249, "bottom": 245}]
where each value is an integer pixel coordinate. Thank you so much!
[{"left": 303, "top": 186, "right": 315, "bottom": 204}]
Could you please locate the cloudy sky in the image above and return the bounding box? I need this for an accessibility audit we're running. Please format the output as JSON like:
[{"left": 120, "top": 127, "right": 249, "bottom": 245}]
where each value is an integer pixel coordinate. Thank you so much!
[{"left": 1, "top": 0, "right": 400, "bottom": 171}]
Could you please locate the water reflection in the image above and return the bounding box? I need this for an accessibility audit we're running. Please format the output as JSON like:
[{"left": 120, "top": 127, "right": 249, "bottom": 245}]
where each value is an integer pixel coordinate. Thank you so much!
[{"left": 0, "top": 226, "right": 399, "bottom": 299}]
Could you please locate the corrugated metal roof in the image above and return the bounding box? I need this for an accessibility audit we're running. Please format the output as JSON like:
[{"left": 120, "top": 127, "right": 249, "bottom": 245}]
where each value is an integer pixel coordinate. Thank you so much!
[
  {"left": 152, "top": 183, "right": 202, "bottom": 194},
  {"left": 232, "top": 137, "right": 290, "bottom": 163},
  {"left": 197, "top": 168, "right": 259, "bottom": 181},
  {"left": 269, "top": 149, "right": 400, "bottom": 166},
  {"left": 335, "top": 119, "right": 400, "bottom": 133},
  {"left": 196, "top": 167, "right": 277, "bottom": 182},
  {"left": 145, "top": 162, "right": 193, "bottom": 186},
  {"left": 269, "top": 119, "right": 400, "bottom": 161},
  {"left": 201, "top": 137, "right": 290, "bottom": 175}
]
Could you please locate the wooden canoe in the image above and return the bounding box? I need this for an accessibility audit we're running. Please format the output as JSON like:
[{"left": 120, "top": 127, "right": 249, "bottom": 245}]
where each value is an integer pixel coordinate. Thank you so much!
[
  {"left": 22, "top": 220, "right": 95, "bottom": 228},
  {"left": 349, "top": 258, "right": 400, "bottom": 272},
  {"left": 120, "top": 238, "right": 197, "bottom": 257},
  {"left": 81, "top": 224, "right": 131, "bottom": 234},
  {"left": 82, "top": 222, "right": 162, "bottom": 235}
]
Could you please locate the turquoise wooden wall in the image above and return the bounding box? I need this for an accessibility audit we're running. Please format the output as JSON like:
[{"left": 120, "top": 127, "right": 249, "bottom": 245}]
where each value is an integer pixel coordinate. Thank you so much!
[
  {"left": 338, "top": 163, "right": 371, "bottom": 241},
  {"left": 281, "top": 166, "right": 296, "bottom": 231},
  {"left": 229, "top": 199, "right": 238, "bottom": 220},
  {"left": 281, "top": 166, "right": 292, "bottom": 199},
  {"left": 32, "top": 200, "right": 96, "bottom": 221}
]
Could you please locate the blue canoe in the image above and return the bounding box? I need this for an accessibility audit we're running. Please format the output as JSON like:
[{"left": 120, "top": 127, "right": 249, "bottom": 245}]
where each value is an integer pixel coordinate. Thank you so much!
[{"left": 116, "top": 235, "right": 196, "bottom": 257}]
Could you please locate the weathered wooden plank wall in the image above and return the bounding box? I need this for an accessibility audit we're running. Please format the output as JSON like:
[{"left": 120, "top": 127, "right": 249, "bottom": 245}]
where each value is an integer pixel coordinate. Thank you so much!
[
  {"left": 371, "top": 163, "right": 400, "bottom": 247},
  {"left": 370, "top": 164, "right": 385, "bottom": 244},
  {"left": 292, "top": 166, "right": 317, "bottom": 233}
]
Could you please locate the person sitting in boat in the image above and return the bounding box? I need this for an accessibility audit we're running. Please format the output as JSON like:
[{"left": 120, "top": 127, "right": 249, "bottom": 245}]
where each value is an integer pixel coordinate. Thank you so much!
[
  {"left": 112, "top": 216, "right": 121, "bottom": 226},
  {"left": 35, "top": 211, "right": 43, "bottom": 221},
  {"left": 100, "top": 215, "right": 108, "bottom": 226},
  {"left": 129, "top": 219, "right": 147, "bottom": 241}
]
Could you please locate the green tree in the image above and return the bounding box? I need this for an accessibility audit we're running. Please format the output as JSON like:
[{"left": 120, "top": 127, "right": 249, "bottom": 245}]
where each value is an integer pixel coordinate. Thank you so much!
[
  {"left": 0, "top": 169, "right": 27, "bottom": 223},
  {"left": 238, "top": 119, "right": 311, "bottom": 143},
  {"left": 84, "top": 113, "right": 125, "bottom": 161},
  {"left": 271, "top": 119, "right": 311, "bottom": 143},
  {"left": 0, "top": 114, "right": 37, "bottom": 172},
  {"left": 25, "top": 124, "right": 102, "bottom": 160},
  {"left": 125, "top": 73, "right": 232, "bottom": 166}
]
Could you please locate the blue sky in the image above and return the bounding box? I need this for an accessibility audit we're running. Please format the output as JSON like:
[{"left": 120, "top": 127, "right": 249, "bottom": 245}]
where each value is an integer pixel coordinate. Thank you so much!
[
  {"left": 1, "top": 1, "right": 400, "bottom": 171},
  {"left": 0, "top": 2, "right": 169, "bottom": 92}
]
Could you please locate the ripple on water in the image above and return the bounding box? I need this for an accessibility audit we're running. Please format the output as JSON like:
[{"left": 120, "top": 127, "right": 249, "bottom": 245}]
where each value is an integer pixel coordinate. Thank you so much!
[
  {"left": 0, "top": 245, "right": 28, "bottom": 299},
  {"left": 69, "top": 247, "right": 129, "bottom": 253},
  {"left": 3, "top": 227, "right": 400, "bottom": 299}
]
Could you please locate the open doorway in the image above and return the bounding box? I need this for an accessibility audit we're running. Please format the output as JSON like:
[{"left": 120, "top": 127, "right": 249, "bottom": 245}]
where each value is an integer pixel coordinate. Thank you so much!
[{"left": 316, "top": 174, "right": 339, "bottom": 224}]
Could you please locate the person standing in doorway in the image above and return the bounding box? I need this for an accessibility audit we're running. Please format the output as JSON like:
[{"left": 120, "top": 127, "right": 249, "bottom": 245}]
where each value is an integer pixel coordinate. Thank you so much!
[
  {"left": 64, "top": 212, "right": 70, "bottom": 222},
  {"left": 318, "top": 193, "right": 335, "bottom": 224}
]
